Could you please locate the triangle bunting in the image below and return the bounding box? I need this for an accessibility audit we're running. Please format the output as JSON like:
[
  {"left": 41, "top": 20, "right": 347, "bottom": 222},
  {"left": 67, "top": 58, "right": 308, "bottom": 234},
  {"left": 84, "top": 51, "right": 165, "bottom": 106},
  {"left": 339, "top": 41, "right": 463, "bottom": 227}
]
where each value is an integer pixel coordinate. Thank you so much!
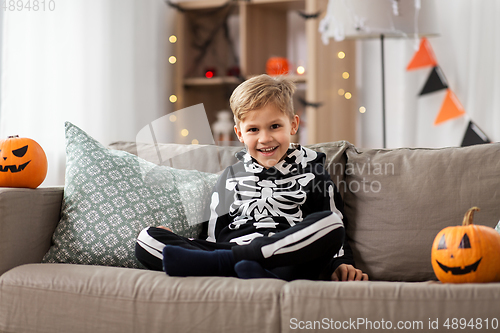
[
  {"left": 420, "top": 67, "right": 448, "bottom": 96},
  {"left": 461, "top": 121, "right": 491, "bottom": 146},
  {"left": 407, "top": 37, "right": 438, "bottom": 71},
  {"left": 407, "top": 38, "right": 492, "bottom": 143},
  {"left": 434, "top": 90, "right": 466, "bottom": 126}
]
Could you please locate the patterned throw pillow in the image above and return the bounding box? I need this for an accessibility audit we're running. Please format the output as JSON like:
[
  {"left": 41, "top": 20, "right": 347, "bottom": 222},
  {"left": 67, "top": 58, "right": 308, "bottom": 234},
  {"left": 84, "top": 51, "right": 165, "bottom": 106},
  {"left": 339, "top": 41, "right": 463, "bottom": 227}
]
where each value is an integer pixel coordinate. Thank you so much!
[{"left": 43, "top": 122, "right": 219, "bottom": 268}]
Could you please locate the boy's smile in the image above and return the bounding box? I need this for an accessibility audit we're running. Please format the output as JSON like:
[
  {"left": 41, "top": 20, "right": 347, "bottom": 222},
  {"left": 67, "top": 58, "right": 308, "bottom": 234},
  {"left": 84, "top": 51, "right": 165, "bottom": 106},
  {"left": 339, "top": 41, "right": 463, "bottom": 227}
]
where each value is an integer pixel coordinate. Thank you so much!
[{"left": 234, "top": 103, "right": 299, "bottom": 169}]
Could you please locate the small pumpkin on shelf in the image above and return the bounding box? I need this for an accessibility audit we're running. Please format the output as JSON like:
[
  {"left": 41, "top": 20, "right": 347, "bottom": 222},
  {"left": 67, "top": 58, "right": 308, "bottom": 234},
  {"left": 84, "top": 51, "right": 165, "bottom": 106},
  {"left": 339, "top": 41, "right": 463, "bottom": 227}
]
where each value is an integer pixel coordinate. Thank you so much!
[
  {"left": 0, "top": 135, "right": 48, "bottom": 189},
  {"left": 266, "top": 57, "right": 289, "bottom": 76},
  {"left": 431, "top": 207, "right": 500, "bottom": 283}
]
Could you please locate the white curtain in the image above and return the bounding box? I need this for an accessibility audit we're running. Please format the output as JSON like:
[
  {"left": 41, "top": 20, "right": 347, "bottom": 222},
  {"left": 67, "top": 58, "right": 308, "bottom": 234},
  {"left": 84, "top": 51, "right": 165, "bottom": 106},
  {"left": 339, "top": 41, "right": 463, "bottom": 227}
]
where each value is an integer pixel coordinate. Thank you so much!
[
  {"left": 356, "top": 0, "right": 500, "bottom": 148},
  {"left": 1, "top": 0, "right": 174, "bottom": 186}
]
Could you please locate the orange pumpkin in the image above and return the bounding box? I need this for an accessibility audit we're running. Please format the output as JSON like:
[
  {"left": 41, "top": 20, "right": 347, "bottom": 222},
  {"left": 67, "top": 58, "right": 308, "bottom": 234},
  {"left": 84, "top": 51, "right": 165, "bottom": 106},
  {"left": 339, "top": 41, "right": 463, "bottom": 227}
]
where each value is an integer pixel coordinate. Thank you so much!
[
  {"left": 0, "top": 135, "right": 48, "bottom": 188},
  {"left": 431, "top": 207, "right": 500, "bottom": 283},
  {"left": 266, "top": 57, "right": 289, "bottom": 76}
]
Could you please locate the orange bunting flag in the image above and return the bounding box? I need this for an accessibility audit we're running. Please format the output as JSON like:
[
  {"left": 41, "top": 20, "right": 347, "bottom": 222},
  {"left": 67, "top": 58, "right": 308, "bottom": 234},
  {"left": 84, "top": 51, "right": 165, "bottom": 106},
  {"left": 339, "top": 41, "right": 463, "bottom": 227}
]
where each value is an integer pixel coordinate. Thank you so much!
[
  {"left": 434, "top": 90, "right": 466, "bottom": 126},
  {"left": 406, "top": 37, "right": 438, "bottom": 71}
]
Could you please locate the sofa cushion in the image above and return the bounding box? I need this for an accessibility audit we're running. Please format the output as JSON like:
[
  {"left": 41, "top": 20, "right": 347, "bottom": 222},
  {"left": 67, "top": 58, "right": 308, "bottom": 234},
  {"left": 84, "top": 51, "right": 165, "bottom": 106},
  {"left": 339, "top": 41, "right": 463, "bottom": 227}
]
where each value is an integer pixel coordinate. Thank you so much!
[
  {"left": 306, "top": 141, "right": 353, "bottom": 197},
  {"left": 42, "top": 122, "right": 218, "bottom": 268},
  {"left": 280, "top": 279, "right": 500, "bottom": 333},
  {"left": 0, "top": 264, "right": 285, "bottom": 333},
  {"left": 343, "top": 143, "right": 500, "bottom": 281}
]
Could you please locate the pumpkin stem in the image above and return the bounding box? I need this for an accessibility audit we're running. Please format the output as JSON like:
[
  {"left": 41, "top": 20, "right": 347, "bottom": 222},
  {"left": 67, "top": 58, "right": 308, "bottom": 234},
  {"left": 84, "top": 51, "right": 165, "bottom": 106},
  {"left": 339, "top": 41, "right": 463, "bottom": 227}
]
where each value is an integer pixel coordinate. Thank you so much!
[
  {"left": 8, "top": 135, "right": 19, "bottom": 138},
  {"left": 462, "top": 207, "right": 480, "bottom": 226}
]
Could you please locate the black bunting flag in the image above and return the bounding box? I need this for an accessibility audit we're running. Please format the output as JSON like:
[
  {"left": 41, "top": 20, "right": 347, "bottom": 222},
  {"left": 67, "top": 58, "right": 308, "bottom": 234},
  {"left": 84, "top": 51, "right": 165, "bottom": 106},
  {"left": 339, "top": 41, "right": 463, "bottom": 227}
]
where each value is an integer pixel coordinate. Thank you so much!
[
  {"left": 419, "top": 66, "right": 448, "bottom": 96},
  {"left": 461, "top": 121, "right": 491, "bottom": 147}
]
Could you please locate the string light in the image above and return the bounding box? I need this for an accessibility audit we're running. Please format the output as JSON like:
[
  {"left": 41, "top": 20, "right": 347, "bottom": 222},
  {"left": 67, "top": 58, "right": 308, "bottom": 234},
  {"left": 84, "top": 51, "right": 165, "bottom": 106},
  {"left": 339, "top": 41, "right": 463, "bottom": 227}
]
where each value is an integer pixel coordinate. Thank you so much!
[
  {"left": 296, "top": 66, "right": 305, "bottom": 75},
  {"left": 169, "top": 114, "right": 177, "bottom": 122},
  {"left": 359, "top": 106, "right": 366, "bottom": 113},
  {"left": 337, "top": 51, "right": 346, "bottom": 59},
  {"left": 168, "top": 35, "right": 177, "bottom": 103},
  {"left": 181, "top": 129, "right": 189, "bottom": 137},
  {"left": 344, "top": 92, "right": 352, "bottom": 100},
  {"left": 342, "top": 72, "right": 350, "bottom": 79}
]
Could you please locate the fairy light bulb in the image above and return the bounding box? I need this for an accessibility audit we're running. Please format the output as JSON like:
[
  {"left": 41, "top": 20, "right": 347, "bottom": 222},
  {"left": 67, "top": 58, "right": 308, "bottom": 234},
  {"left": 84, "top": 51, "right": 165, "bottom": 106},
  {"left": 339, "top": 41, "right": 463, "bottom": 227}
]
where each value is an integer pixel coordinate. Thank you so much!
[
  {"left": 359, "top": 106, "right": 366, "bottom": 113},
  {"left": 169, "top": 56, "right": 177, "bottom": 64},
  {"left": 181, "top": 129, "right": 189, "bottom": 137},
  {"left": 338, "top": 51, "right": 346, "bottom": 59},
  {"left": 342, "top": 72, "right": 350, "bottom": 79},
  {"left": 169, "top": 95, "right": 177, "bottom": 103},
  {"left": 169, "top": 35, "right": 177, "bottom": 43},
  {"left": 344, "top": 92, "right": 352, "bottom": 100},
  {"left": 296, "top": 66, "right": 305, "bottom": 75}
]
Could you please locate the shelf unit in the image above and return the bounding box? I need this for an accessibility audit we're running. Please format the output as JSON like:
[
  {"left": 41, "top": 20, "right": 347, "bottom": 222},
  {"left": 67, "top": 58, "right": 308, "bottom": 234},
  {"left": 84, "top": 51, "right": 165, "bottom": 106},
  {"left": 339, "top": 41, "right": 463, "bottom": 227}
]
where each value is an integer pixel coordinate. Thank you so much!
[{"left": 172, "top": 0, "right": 357, "bottom": 145}]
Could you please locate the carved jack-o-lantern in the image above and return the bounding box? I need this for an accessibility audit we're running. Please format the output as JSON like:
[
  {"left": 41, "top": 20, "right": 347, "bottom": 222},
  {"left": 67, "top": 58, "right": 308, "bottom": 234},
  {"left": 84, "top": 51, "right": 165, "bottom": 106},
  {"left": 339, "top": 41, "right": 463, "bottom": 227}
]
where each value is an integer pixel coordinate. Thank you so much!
[
  {"left": 431, "top": 207, "right": 500, "bottom": 283},
  {"left": 0, "top": 135, "right": 47, "bottom": 189}
]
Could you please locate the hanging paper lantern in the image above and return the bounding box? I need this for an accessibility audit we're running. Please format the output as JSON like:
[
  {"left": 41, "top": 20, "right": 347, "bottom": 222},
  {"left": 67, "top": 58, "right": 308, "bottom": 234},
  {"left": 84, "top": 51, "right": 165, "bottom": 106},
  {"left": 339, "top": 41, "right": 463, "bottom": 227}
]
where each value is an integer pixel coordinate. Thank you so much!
[
  {"left": 431, "top": 207, "right": 500, "bottom": 283},
  {"left": 0, "top": 135, "right": 48, "bottom": 188}
]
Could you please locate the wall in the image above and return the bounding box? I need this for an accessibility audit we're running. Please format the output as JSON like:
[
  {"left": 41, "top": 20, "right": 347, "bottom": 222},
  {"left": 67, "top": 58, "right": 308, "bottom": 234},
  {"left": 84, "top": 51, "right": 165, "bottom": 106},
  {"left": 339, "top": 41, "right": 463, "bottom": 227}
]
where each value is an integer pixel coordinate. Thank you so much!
[{"left": 355, "top": 0, "right": 499, "bottom": 148}]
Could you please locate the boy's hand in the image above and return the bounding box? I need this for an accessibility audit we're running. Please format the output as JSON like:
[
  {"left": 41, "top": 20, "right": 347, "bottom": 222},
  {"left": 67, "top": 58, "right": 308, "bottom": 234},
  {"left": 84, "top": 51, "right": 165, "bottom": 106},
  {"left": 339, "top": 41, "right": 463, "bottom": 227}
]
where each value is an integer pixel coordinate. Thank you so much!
[
  {"left": 331, "top": 264, "right": 369, "bottom": 281},
  {"left": 157, "top": 226, "right": 172, "bottom": 232}
]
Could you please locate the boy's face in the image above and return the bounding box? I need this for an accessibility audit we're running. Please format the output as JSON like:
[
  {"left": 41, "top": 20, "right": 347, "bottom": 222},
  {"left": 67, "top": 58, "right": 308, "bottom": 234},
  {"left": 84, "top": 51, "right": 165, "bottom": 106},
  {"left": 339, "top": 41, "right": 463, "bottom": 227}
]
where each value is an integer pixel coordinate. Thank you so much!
[{"left": 234, "top": 103, "right": 299, "bottom": 169}]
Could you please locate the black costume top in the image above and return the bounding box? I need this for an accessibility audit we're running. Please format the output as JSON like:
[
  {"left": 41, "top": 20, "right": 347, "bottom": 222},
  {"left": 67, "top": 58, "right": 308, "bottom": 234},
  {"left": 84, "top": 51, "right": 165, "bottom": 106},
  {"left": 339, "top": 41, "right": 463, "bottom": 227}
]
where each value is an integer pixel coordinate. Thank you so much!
[{"left": 205, "top": 144, "right": 354, "bottom": 274}]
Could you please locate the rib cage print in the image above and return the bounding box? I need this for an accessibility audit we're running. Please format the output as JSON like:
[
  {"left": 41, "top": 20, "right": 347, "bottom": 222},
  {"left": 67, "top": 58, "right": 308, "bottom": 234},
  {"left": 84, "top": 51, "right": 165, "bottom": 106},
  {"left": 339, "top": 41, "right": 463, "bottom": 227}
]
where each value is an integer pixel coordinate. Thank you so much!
[{"left": 226, "top": 168, "right": 316, "bottom": 230}]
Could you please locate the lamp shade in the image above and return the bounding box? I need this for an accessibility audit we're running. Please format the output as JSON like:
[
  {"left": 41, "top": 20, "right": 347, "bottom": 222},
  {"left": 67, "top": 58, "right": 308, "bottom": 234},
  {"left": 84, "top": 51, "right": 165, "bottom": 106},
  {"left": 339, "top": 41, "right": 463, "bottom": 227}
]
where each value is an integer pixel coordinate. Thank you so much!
[{"left": 320, "top": 0, "right": 439, "bottom": 42}]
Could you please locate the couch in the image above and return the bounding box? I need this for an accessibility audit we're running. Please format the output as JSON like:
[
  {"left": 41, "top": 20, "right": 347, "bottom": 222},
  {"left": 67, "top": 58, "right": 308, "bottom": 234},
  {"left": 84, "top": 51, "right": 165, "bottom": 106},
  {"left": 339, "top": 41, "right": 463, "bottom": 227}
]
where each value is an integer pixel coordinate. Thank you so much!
[{"left": 1, "top": 132, "right": 499, "bottom": 333}]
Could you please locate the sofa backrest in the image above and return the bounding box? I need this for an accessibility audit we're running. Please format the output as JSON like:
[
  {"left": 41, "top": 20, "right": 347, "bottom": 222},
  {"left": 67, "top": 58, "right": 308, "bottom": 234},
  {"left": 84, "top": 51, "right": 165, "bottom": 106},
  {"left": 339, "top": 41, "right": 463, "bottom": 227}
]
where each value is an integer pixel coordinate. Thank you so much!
[
  {"left": 109, "top": 141, "right": 241, "bottom": 174},
  {"left": 110, "top": 141, "right": 500, "bottom": 282},
  {"left": 343, "top": 143, "right": 500, "bottom": 281}
]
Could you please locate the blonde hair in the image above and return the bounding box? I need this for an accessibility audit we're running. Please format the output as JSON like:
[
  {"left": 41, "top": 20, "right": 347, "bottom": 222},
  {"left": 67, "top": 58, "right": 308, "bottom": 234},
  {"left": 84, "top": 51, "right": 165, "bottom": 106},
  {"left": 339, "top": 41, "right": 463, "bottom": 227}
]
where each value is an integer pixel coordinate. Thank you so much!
[{"left": 230, "top": 74, "right": 296, "bottom": 126}]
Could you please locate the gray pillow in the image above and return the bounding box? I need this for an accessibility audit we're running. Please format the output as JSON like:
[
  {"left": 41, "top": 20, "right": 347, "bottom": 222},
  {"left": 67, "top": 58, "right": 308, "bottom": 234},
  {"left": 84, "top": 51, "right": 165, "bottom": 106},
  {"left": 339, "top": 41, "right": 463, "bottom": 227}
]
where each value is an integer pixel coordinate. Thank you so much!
[
  {"left": 343, "top": 143, "right": 500, "bottom": 281},
  {"left": 43, "top": 122, "right": 218, "bottom": 268}
]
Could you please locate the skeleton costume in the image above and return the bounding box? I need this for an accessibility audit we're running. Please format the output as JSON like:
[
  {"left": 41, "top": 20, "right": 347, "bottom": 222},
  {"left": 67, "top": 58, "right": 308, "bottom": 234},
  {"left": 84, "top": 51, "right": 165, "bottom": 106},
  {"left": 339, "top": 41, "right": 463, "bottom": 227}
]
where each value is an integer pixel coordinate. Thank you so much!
[{"left": 136, "top": 145, "right": 354, "bottom": 280}]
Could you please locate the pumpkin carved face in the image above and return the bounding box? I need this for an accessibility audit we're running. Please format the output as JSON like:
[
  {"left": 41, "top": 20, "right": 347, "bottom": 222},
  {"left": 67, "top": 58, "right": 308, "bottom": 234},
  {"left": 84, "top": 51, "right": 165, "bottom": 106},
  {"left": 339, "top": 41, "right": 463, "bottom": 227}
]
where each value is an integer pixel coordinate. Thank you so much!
[
  {"left": 0, "top": 135, "right": 47, "bottom": 188},
  {"left": 431, "top": 207, "right": 500, "bottom": 283}
]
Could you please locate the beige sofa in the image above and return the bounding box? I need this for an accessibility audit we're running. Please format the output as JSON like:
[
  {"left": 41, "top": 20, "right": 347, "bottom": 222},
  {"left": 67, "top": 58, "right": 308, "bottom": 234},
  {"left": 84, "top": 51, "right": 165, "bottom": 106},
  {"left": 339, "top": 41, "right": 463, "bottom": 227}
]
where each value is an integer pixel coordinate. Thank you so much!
[{"left": 1, "top": 140, "right": 500, "bottom": 333}]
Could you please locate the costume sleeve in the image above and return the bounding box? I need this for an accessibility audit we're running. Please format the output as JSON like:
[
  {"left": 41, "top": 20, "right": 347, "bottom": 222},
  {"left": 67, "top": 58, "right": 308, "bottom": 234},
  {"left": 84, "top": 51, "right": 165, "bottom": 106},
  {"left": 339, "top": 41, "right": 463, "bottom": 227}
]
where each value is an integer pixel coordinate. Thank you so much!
[
  {"left": 324, "top": 181, "right": 356, "bottom": 276},
  {"left": 205, "top": 166, "right": 234, "bottom": 242},
  {"left": 312, "top": 162, "right": 356, "bottom": 276}
]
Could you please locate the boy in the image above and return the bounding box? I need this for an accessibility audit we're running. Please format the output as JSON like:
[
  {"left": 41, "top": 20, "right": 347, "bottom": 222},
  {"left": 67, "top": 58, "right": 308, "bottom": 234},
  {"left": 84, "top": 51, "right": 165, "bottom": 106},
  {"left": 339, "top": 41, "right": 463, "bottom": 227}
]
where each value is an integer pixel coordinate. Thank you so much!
[{"left": 136, "top": 74, "right": 367, "bottom": 281}]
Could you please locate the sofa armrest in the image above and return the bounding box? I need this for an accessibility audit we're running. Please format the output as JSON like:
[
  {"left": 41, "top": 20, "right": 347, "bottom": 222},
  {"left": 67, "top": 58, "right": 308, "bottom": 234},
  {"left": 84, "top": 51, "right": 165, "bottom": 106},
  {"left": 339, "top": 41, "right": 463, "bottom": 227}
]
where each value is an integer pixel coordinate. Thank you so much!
[{"left": 0, "top": 187, "right": 63, "bottom": 276}]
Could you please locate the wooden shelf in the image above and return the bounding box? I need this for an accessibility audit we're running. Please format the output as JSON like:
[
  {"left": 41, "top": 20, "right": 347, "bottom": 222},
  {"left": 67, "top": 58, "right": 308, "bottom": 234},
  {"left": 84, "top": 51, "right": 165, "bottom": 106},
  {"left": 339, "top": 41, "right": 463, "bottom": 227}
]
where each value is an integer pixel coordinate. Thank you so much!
[
  {"left": 184, "top": 76, "right": 242, "bottom": 86},
  {"left": 172, "top": 0, "right": 303, "bottom": 10},
  {"left": 173, "top": 0, "right": 357, "bottom": 145},
  {"left": 183, "top": 74, "right": 306, "bottom": 87}
]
